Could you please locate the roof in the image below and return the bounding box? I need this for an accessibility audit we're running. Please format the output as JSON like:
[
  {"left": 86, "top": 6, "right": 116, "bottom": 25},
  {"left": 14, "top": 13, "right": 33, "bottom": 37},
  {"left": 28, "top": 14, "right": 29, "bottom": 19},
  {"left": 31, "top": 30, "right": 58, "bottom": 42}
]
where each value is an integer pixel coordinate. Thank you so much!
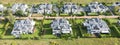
[
  {"left": 88, "top": 2, "right": 108, "bottom": 12},
  {"left": 51, "top": 18, "right": 72, "bottom": 34},
  {"left": 112, "top": 2, "right": 120, "bottom": 6},
  {"left": 83, "top": 18, "right": 110, "bottom": 34},
  {"left": 11, "top": 3, "right": 28, "bottom": 14},
  {"left": 62, "top": 3, "right": 84, "bottom": 14},
  {"left": 36, "top": 3, "right": 53, "bottom": 14},
  {"left": 11, "top": 19, "right": 35, "bottom": 38},
  {"left": 0, "top": 4, "right": 5, "bottom": 11}
]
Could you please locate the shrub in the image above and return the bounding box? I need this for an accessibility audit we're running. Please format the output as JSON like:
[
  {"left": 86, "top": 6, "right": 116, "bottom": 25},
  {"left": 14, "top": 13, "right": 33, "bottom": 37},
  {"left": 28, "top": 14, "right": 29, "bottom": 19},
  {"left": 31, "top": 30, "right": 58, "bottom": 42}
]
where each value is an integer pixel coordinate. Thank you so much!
[
  {"left": 33, "top": 36, "right": 40, "bottom": 40},
  {"left": 15, "top": 10, "right": 24, "bottom": 16},
  {"left": 0, "top": 35, "right": 3, "bottom": 39},
  {"left": 11, "top": 42, "right": 17, "bottom": 45},
  {"left": 61, "top": 34, "right": 72, "bottom": 40}
]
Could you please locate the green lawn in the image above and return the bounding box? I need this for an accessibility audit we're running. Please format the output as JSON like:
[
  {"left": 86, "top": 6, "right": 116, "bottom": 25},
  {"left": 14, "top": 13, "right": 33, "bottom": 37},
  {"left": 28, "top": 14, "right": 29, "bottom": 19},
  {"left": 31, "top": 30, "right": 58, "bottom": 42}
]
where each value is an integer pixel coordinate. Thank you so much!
[
  {"left": 0, "top": 38, "right": 119, "bottom": 45},
  {"left": 103, "top": 18, "right": 120, "bottom": 37},
  {"left": 1, "top": 0, "right": 58, "bottom": 4},
  {"left": 0, "top": 21, "right": 5, "bottom": 35},
  {"left": 1, "top": 0, "right": 119, "bottom": 4}
]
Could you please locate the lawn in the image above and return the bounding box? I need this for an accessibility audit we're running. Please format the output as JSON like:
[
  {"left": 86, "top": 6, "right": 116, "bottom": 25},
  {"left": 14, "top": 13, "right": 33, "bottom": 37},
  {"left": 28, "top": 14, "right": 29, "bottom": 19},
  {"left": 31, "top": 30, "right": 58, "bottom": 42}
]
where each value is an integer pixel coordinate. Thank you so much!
[
  {"left": 42, "top": 19, "right": 56, "bottom": 39},
  {"left": 33, "top": 20, "right": 42, "bottom": 36},
  {"left": 1, "top": 0, "right": 58, "bottom": 4},
  {"left": 0, "top": 38, "right": 119, "bottom": 45},
  {"left": 0, "top": 21, "right": 5, "bottom": 35},
  {"left": 68, "top": 19, "right": 84, "bottom": 38},
  {"left": 102, "top": 18, "right": 120, "bottom": 37},
  {"left": 1, "top": 0, "right": 119, "bottom": 4},
  {"left": 43, "top": 19, "right": 52, "bottom": 29}
]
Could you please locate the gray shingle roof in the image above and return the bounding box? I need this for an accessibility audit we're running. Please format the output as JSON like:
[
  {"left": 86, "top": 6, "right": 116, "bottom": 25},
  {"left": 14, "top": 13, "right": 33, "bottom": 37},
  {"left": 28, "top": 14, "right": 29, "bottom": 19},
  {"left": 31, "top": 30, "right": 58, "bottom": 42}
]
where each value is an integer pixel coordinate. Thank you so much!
[
  {"left": 51, "top": 18, "right": 72, "bottom": 35},
  {"left": 36, "top": 3, "right": 53, "bottom": 14},
  {"left": 83, "top": 18, "right": 110, "bottom": 34},
  {"left": 88, "top": 2, "right": 108, "bottom": 12},
  {"left": 11, "top": 19, "right": 35, "bottom": 38},
  {"left": 11, "top": 3, "right": 28, "bottom": 14},
  {"left": 62, "top": 3, "right": 84, "bottom": 14}
]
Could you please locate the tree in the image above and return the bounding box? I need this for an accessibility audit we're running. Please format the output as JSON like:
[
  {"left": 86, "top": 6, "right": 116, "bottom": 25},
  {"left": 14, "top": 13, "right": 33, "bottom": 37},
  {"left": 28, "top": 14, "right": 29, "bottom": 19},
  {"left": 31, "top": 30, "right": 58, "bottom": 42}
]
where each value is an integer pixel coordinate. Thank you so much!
[
  {"left": 56, "top": 0, "right": 64, "bottom": 16},
  {"left": 6, "top": 3, "right": 12, "bottom": 8},
  {"left": 3, "top": 10, "right": 9, "bottom": 16},
  {"left": 20, "top": 34, "right": 33, "bottom": 40},
  {"left": 11, "top": 42, "right": 17, "bottom": 45},
  {"left": 15, "top": 10, "right": 24, "bottom": 16},
  {"left": 61, "top": 34, "right": 72, "bottom": 40},
  {"left": 5, "top": 10, "right": 15, "bottom": 25}
]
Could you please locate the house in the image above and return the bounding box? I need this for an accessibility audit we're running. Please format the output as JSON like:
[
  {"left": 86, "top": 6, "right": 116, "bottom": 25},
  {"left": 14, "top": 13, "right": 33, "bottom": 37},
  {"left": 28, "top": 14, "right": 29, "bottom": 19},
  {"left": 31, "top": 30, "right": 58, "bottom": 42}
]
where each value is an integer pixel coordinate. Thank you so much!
[
  {"left": 62, "top": 3, "right": 84, "bottom": 14},
  {"left": 88, "top": 2, "right": 108, "bottom": 13},
  {"left": 30, "top": 5, "right": 38, "bottom": 13},
  {"left": 51, "top": 18, "right": 72, "bottom": 36},
  {"left": 0, "top": 4, "right": 4, "bottom": 12},
  {"left": 11, "top": 3, "right": 28, "bottom": 14},
  {"left": 0, "top": 4, "right": 6, "bottom": 15},
  {"left": 83, "top": 18, "right": 110, "bottom": 34},
  {"left": 117, "top": 20, "right": 120, "bottom": 25},
  {"left": 36, "top": 3, "right": 53, "bottom": 14},
  {"left": 11, "top": 19, "right": 35, "bottom": 38},
  {"left": 112, "top": 2, "right": 120, "bottom": 6},
  {"left": 119, "top": 8, "right": 120, "bottom": 12},
  {"left": 52, "top": 4, "right": 59, "bottom": 13}
]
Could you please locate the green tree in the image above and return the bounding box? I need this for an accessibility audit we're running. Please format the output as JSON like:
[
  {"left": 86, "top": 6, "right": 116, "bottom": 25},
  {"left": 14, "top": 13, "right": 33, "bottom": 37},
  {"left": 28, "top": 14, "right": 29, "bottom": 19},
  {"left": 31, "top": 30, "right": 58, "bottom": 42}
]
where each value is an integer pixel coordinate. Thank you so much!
[
  {"left": 11, "top": 42, "right": 17, "bottom": 45},
  {"left": 15, "top": 10, "right": 24, "bottom": 16},
  {"left": 20, "top": 34, "right": 33, "bottom": 39},
  {"left": 6, "top": 3, "right": 12, "bottom": 8},
  {"left": 5, "top": 10, "right": 15, "bottom": 25},
  {"left": 3, "top": 10, "right": 9, "bottom": 16},
  {"left": 61, "top": 34, "right": 72, "bottom": 40},
  {"left": 56, "top": 0, "right": 64, "bottom": 16}
]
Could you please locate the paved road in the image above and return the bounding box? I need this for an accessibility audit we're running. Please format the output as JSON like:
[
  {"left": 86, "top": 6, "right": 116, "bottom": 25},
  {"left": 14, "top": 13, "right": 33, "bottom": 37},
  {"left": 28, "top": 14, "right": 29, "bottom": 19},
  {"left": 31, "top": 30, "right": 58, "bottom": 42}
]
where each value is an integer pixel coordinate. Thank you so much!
[{"left": 0, "top": 16, "right": 119, "bottom": 20}]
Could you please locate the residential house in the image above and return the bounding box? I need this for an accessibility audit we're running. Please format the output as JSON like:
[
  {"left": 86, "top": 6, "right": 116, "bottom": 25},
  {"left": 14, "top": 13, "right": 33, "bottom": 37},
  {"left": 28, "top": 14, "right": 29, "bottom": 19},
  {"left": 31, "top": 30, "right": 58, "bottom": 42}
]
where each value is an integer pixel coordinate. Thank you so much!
[
  {"left": 0, "top": 4, "right": 6, "bottom": 15},
  {"left": 11, "top": 3, "right": 28, "bottom": 14},
  {"left": 88, "top": 2, "right": 108, "bottom": 13},
  {"left": 119, "top": 8, "right": 120, "bottom": 12},
  {"left": 0, "top": 4, "right": 4, "bottom": 11},
  {"left": 112, "top": 2, "right": 120, "bottom": 6},
  {"left": 62, "top": 3, "right": 84, "bottom": 14},
  {"left": 51, "top": 18, "right": 72, "bottom": 36},
  {"left": 36, "top": 3, "right": 53, "bottom": 14},
  {"left": 117, "top": 20, "right": 120, "bottom": 25},
  {"left": 11, "top": 19, "right": 35, "bottom": 38},
  {"left": 30, "top": 5, "right": 38, "bottom": 13},
  {"left": 83, "top": 18, "right": 110, "bottom": 34}
]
